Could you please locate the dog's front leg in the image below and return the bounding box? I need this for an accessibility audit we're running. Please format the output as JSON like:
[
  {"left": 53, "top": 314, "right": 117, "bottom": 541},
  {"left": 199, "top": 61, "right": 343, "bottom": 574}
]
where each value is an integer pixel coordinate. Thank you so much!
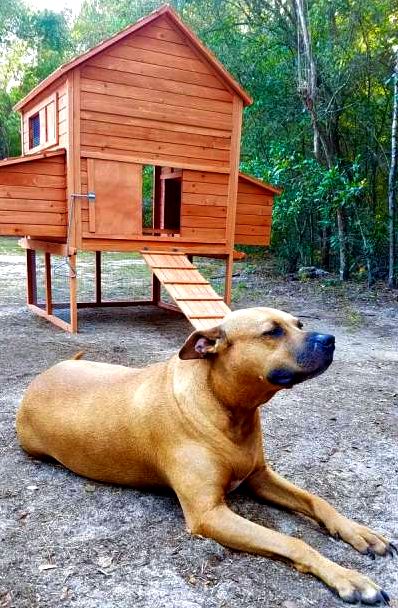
[
  {"left": 170, "top": 454, "right": 388, "bottom": 604},
  {"left": 246, "top": 466, "right": 395, "bottom": 559},
  {"left": 178, "top": 491, "right": 389, "bottom": 604}
]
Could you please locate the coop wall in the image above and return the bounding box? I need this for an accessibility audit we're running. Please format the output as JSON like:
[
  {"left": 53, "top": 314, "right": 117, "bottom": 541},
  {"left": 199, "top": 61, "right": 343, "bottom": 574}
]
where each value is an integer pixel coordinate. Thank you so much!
[
  {"left": 234, "top": 179, "right": 273, "bottom": 246},
  {"left": 180, "top": 170, "right": 229, "bottom": 241},
  {"left": 21, "top": 77, "right": 68, "bottom": 155},
  {"left": 0, "top": 154, "right": 67, "bottom": 238},
  {"left": 78, "top": 14, "right": 233, "bottom": 172}
]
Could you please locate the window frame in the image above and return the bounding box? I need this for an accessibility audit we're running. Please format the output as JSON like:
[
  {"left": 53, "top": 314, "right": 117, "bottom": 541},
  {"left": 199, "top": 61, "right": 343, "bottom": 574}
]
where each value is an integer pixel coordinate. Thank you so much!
[{"left": 24, "top": 92, "right": 58, "bottom": 154}]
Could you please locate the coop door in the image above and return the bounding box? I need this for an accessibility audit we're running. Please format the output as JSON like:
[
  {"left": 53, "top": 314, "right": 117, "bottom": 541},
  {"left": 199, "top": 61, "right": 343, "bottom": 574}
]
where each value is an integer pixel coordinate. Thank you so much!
[{"left": 87, "top": 159, "right": 142, "bottom": 238}]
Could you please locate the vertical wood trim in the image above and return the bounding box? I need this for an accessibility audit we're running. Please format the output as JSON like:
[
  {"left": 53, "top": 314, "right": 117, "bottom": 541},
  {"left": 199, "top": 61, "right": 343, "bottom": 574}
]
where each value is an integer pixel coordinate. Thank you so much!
[
  {"left": 20, "top": 113, "right": 24, "bottom": 155},
  {"left": 73, "top": 68, "right": 82, "bottom": 247},
  {"left": 224, "top": 95, "right": 243, "bottom": 302},
  {"left": 66, "top": 74, "right": 76, "bottom": 247},
  {"left": 39, "top": 107, "right": 47, "bottom": 145},
  {"left": 54, "top": 91, "right": 59, "bottom": 146},
  {"left": 224, "top": 253, "right": 234, "bottom": 305},
  {"left": 26, "top": 249, "right": 36, "bottom": 305},
  {"left": 69, "top": 253, "right": 78, "bottom": 332},
  {"left": 44, "top": 252, "right": 53, "bottom": 315},
  {"left": 87, "top": 158, "right": 96, "bottom": 232},
  {"left": 95, "top": 251, "right": 102, "bottom": 303},
  {"left": 226, "top": 96, "right": 243, "bottom": 247}
]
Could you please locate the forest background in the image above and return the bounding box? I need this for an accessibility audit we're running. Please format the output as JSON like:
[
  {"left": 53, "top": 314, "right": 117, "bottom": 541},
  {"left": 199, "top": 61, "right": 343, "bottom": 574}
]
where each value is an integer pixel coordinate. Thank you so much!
[{"left": 1, "top": 0, "right": 397, "bottom": 285}]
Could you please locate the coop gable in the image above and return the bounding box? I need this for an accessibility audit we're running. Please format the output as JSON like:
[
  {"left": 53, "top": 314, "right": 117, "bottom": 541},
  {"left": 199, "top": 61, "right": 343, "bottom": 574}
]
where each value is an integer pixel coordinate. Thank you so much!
[{"left": 14, "top": 5, "right": 251, "bottom": 113}]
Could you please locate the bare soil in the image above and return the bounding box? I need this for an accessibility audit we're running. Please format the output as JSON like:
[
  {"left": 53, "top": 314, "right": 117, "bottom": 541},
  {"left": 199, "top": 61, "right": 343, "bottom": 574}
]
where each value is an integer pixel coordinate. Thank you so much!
[{"left": 0, "top": 240, "right": 397, "bottom": 608}]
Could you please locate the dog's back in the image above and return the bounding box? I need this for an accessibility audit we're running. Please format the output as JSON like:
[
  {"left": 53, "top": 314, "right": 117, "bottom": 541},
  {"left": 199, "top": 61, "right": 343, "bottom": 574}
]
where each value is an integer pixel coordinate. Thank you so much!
[{"left": 16, "top": 358, "right": 170, "bottom": 486}]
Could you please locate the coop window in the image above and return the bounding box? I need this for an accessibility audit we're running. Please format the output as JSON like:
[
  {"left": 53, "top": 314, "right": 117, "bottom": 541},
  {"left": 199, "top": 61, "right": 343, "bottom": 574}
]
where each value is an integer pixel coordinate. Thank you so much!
[
  {"left": 29, "top": 113, "right": 41, "bottom": 148},
  {"left": 25, "top": 92, "right": 58, "bottom": 153}
]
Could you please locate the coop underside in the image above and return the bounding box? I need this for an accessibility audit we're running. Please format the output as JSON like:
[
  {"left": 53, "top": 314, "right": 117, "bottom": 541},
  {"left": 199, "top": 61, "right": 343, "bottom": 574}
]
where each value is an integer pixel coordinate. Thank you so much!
[{"left": 20, "top": 239, "right": 238, "bottom": 333}]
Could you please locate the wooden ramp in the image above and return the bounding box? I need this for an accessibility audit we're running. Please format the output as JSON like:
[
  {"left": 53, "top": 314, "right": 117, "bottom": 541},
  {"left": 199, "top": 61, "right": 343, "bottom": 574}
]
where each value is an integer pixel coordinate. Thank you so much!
[{"left": 141, "top": 251, "right": 230, "bottom": 330}]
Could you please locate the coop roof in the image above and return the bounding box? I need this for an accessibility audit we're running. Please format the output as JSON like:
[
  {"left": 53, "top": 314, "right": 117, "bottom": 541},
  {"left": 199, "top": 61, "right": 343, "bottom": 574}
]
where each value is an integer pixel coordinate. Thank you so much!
[
  {"left": 239, "top": 172, "right": 282, "bottom": 195},
  {"left": 0, "top": 149, "right": 65, "bottom": 168},
  {"left": 14, "top": 4, "right": 252, "bottom": 111}
]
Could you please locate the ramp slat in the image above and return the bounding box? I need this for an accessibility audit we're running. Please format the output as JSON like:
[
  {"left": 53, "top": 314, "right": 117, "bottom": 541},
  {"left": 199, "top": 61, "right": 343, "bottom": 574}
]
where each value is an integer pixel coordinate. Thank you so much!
[{"left": 141, "top": 250, "right": 231, "bottom": 329}]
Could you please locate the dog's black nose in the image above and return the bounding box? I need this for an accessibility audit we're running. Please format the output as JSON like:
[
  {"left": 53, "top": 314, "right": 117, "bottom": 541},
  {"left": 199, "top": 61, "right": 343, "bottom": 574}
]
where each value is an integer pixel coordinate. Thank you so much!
[{"left": 313, "top": 333, "right": 335, "bottom": 348}]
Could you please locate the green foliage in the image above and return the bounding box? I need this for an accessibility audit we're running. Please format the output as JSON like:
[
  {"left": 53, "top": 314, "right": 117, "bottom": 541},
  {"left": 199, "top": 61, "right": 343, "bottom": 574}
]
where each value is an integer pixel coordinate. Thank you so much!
[{"left": 142, "top": 165, "right": 154, "bottom": 228}]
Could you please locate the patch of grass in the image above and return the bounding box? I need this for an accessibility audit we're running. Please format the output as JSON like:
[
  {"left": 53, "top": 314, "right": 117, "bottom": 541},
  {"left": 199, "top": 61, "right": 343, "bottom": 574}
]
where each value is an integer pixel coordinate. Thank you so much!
[
  {"left": 0, "top": 237, "right": 21, "bottom": 255},
  {"left": 342, "top": 306, "right": 363, "bottom": 328}
]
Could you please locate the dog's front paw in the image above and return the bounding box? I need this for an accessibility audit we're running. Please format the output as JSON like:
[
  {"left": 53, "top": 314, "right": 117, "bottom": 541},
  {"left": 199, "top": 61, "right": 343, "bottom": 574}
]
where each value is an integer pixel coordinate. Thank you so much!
[
  {"left": 330, "top": 518, "right": 396, "bottom": 558},
  {"left": 331, "top": 567, "right": 390, "bottom": 605}
]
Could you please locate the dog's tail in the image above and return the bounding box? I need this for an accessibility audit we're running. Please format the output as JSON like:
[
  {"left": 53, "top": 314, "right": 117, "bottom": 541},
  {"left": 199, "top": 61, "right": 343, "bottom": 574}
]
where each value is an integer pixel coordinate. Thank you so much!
[{"left": 71, "top": 351, "right": 85, "bottom": 361}]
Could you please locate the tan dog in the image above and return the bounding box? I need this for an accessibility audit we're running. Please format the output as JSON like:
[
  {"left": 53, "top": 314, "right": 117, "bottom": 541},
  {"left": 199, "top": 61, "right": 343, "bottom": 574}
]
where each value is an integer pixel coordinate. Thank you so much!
[{"left": 16, "top": 307, "right": 394, "bottom": 604}]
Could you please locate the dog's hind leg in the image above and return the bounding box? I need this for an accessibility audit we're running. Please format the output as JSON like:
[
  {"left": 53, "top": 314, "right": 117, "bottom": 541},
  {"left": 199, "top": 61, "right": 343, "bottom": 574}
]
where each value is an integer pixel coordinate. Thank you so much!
[{"left": 246, "top": 466, "right": 395, "bottom": 559}]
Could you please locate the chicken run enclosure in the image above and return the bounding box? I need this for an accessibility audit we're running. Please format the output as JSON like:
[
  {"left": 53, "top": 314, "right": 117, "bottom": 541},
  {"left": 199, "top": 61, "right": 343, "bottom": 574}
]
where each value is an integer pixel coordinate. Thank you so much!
[{"left": 0, "top": 5, "right": 280, "bottom": 332}]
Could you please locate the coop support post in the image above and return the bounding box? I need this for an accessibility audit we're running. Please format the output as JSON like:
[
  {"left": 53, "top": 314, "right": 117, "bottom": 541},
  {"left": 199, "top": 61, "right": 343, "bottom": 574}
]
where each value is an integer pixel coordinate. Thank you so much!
[
  {"left": 224, "top": 253, "right": 234, "bottom": 305},
  {"left": 95, "top": 251, "right": 102, "bottom": 304},
  {"left": 44, "top": 252, "right": 53, "bottom": 315},
  {"left": 69, "top": 253, "right": 78, "bottom": 333},
  {"left": 26, "top": 249, "right": 37, "bottom": 305}
]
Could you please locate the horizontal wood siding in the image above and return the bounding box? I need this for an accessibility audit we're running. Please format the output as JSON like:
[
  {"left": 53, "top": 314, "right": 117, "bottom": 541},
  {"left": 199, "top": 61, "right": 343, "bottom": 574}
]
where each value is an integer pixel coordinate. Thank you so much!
[
  {"left": 80, "top": 16, "right": 232, "bottom": 170},
  {"left": 0, "top": 155, "right": 67, "bottom": 237},
  {"left": 180, "top": 170, "right": 228, "bottom": 241},
  {"left": 234, "top": 178, "right": 273, "bottom": 246}
]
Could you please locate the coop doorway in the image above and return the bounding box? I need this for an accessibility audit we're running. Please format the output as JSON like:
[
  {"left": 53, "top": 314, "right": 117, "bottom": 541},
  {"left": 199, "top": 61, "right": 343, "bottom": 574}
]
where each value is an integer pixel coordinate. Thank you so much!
[{"left": 142, "top": 165, "right": 182, "bottom": 236}]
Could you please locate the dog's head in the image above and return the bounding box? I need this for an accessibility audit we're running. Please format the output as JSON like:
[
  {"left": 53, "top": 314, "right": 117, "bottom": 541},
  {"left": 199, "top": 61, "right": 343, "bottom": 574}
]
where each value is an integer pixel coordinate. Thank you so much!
[{"left": 179, "top": 307, "right": 334, "bottom": 401}]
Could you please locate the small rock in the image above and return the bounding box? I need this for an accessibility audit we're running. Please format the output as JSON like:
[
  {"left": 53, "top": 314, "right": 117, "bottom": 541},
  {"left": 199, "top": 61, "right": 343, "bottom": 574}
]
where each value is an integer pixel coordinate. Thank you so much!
[
  {"left": 97, "top": 555, "right": 113, "bottom": 569},
  {"left": 84, "top": 483, "right": 96, "bottom": 492},
  {"left": 39, "top": 563, "right": 57, "bottom": 572}
]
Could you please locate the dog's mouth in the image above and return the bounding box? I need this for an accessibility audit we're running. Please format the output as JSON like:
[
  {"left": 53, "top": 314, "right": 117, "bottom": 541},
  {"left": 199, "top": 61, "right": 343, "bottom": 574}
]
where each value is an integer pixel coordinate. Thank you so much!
[
  {"left": 267, "top": 358, "right": 333, "bottom": 388},
  {"left": 267, "top": 333, "right": 335, "bottom": 388}
]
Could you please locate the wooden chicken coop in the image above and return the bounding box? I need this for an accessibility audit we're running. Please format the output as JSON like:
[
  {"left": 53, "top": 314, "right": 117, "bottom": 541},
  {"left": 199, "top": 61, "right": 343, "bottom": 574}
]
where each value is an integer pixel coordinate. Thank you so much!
[{"left": 0, "top": 4, "right": 280, "bottom": 332}]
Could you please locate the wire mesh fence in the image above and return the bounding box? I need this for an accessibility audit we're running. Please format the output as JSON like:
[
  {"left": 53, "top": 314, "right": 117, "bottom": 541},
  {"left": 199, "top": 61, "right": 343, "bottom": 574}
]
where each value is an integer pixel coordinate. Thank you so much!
[
  {"left": 100, "top": 252, "right": 152, "bottom": 302},
  {"left": 31, "top": 251, "right": 229, "bottom": 324}
]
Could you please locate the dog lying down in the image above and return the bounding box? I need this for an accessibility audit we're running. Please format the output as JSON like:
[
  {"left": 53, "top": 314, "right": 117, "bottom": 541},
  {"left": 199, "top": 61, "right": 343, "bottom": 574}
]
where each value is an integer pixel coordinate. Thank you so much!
[{"left": 16, "top": 307, "right": 394, "bottom": 604}]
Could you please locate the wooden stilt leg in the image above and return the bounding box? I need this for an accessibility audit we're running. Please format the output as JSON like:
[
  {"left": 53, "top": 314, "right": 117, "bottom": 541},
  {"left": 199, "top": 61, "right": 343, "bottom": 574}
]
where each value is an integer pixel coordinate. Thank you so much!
[
  {"left": 69, "top": 253, "right": 78, "bottom": 333},
  {"left": 95, "top": 251, "right": 102, "bottom": 304},
  {"left": 224, "top": 253, "right": 234, "bottom": 305},
  {"left": 44, "top": 252, "right": 53, "bottom": 315},
  {"left": 26, "top": 249, "right": 37, "bottom": 305}
]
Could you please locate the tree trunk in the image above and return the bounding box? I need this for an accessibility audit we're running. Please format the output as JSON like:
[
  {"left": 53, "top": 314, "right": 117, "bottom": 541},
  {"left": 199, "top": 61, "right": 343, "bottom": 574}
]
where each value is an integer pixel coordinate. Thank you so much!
[
  {"left": 336, "top": 208, "right": 348, "bottom": 280},
  {"left": 294, "top": 0, "right": 347, "bottom": 278},
  {"left": 388, "top": 55, "right": 398, "bottom": 288},
  {"left": 320, "top": 226, "right": 330, "bottom": 269}
]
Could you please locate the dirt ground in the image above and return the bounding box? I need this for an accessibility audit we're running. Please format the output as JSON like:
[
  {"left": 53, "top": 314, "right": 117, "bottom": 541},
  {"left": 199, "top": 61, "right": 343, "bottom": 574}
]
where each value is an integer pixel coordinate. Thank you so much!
[{"left": 0, "top": 240, "right": 397, "bottom": 608}]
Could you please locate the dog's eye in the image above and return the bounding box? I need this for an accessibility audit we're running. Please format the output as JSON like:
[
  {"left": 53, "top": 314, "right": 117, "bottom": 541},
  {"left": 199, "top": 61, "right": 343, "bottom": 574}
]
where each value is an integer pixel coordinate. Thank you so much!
[{"left": 262, "top": 326, "right": 284, "bottom": 338}]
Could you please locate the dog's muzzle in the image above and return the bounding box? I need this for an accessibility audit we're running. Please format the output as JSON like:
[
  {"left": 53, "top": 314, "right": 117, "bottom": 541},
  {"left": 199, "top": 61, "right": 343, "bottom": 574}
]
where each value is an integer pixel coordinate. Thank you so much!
[{"left": 267, "top": 332, "right": 335, "bottom": 387}]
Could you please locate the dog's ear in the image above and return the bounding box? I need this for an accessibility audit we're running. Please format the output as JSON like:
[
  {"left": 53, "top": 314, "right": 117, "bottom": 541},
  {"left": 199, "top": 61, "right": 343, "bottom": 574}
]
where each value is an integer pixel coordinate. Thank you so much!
[{"left": 178, "top": 326, "right": 226, "bottom": 360}]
